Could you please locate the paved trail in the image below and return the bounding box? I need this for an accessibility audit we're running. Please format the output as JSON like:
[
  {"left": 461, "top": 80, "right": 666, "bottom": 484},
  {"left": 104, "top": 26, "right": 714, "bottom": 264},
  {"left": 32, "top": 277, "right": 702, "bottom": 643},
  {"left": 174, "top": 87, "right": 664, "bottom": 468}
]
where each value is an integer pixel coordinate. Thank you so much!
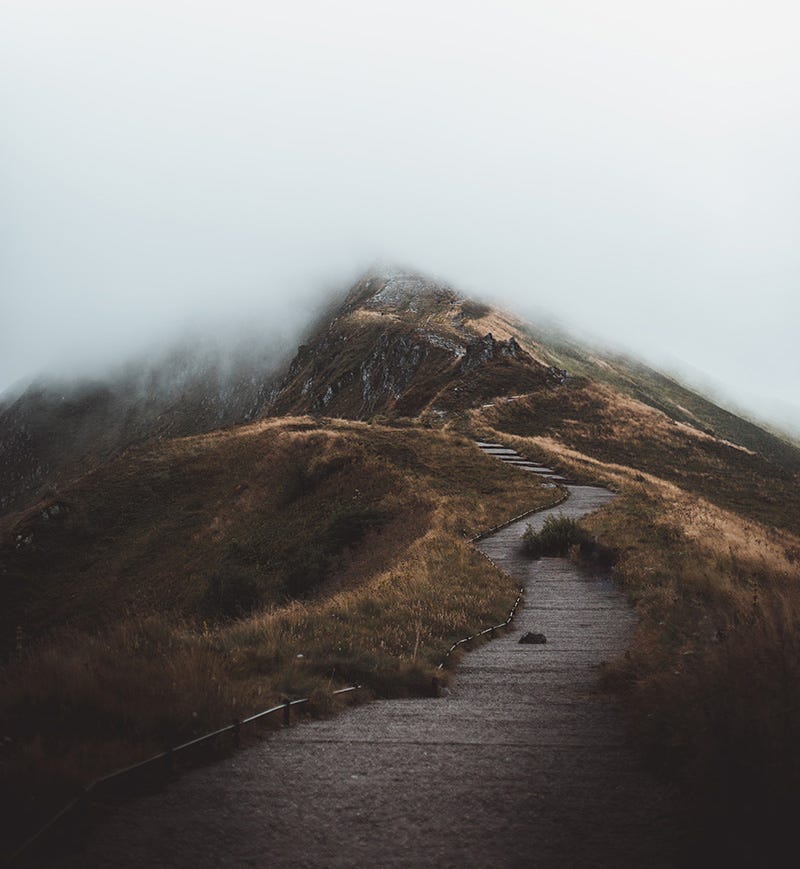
[{"left": 54, "top": 451, "right": 683, "bottom": 868}]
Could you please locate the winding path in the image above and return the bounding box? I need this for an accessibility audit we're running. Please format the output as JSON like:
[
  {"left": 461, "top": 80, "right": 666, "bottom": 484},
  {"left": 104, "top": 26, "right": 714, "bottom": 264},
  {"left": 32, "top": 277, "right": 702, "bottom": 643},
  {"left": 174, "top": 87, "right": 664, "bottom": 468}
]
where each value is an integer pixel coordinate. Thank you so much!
[{"left": 54, "top": 446, "right": 683, "bottom": 868}]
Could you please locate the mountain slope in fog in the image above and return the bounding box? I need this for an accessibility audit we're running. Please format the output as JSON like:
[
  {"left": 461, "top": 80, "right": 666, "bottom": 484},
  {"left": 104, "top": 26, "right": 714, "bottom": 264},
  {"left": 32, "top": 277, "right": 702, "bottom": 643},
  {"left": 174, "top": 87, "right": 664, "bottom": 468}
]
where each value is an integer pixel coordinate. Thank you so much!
[
  {"left": 3, "top": 268, "right": 799, "bottom": 523},
  {"left": 268, "top": 270, "right": 800, "bottom": 532},
  {"left": 269, "top": 271, "right": 567, "bottom": 419},
  {"left": 0, "top": 339, "right": 283, "bottom": 515}
]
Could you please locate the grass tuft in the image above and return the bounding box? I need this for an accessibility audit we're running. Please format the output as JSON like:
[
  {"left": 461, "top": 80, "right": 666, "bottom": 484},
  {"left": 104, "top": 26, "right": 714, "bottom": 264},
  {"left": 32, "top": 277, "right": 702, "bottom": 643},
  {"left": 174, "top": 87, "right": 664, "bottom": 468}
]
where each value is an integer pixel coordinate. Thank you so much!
[{"left": 522, "top": 514, "right": 585, "bottom": 557}]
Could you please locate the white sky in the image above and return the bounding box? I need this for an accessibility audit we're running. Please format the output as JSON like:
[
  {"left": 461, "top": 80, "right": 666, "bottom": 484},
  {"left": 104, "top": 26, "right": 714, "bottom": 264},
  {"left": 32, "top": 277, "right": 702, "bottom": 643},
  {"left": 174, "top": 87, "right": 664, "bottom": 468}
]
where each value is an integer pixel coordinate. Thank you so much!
[{"left": 1, "top": 1, "right": 798, "bottom": 433}]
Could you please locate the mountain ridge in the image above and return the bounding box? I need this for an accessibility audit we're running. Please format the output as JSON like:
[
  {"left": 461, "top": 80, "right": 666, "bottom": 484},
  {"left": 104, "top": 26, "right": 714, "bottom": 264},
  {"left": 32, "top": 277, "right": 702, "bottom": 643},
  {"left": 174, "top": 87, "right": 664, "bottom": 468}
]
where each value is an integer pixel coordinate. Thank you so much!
[{"left": 2, "top": 269, "right": 798, "bottom": 522}]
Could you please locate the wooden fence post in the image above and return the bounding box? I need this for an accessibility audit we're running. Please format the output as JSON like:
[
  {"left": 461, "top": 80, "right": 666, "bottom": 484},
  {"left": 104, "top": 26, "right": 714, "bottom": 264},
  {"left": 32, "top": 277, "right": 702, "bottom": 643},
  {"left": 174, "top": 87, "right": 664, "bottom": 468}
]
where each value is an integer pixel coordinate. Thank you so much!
[{"left": 283, "top": 700, "right": 291, "bottom": 727}]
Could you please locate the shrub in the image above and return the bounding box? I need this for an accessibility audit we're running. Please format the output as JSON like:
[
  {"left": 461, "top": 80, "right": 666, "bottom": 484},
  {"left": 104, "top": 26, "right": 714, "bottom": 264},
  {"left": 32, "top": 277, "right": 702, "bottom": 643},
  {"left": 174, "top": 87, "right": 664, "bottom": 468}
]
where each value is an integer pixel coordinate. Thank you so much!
[
  {"left": 522, "top": 514, "right": 586, "bottom": 557},
  {"left": 461, "top": 300, "right": 491, "bottom": 320}
]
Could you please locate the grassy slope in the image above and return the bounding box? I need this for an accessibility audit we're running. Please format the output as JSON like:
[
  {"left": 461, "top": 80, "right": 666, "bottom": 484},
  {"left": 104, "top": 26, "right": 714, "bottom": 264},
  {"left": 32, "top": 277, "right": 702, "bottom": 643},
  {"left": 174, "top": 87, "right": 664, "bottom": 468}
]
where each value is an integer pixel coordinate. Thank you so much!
[
  {"left": 4, "top": 275, "right": 800, "bottom": 858},
  {"left": 0, "top": 417, "right": 559, "bottom": 851},
  {"left": 495, "top": 313, "right": 800, "bottom": 471},
  {"left": 474, "top": 412, "right": 800, "bottom": 860},
  {"left": 0, "top": 346, "right": 281, "bottom": 518},
  {"left": 476, "top": 379, "right": 800, "bottom": 535}
]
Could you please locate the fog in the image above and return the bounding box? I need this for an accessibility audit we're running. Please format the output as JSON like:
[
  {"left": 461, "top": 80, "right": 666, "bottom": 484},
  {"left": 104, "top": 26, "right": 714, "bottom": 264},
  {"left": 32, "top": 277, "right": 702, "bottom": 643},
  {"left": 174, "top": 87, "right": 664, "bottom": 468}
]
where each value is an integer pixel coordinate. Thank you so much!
[{"left": 2, "top": 1, "right": 798, "bottom": 434}]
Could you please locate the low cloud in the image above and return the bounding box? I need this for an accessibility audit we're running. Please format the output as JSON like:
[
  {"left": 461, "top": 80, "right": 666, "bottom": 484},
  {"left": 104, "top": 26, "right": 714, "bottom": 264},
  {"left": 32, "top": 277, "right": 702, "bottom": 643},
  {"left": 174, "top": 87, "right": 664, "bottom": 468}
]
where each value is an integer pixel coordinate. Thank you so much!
[{"left": 2, "top": 1, "right": 798, "bottom": 434}]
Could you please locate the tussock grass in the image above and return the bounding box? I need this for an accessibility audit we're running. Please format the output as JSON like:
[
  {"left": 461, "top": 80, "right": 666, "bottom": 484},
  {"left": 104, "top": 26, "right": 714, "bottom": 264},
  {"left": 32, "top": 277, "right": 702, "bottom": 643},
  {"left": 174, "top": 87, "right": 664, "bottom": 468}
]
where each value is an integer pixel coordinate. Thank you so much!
[
  {"left": 522, "top": 514, "right": 586, "bottom": 558},
  {"left": 0, "top": 417, "right": 558, "bottom": 851}
]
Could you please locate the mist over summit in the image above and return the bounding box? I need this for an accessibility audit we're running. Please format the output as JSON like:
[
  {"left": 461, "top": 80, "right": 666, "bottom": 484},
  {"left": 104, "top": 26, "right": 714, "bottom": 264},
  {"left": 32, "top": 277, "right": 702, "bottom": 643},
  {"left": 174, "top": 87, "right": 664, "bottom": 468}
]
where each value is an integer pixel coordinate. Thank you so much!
[
  {"left": 3, "top": 3, "right": 799, "bottom": 435},
  {"left": 2, "top": 269, "right": 797, "bottom": 522},
  {"left": 2, "top": 264, "right": 800, "bottom": 863},
  {"left": 2, "top": 4, "right": 800, "bottom": 859}
]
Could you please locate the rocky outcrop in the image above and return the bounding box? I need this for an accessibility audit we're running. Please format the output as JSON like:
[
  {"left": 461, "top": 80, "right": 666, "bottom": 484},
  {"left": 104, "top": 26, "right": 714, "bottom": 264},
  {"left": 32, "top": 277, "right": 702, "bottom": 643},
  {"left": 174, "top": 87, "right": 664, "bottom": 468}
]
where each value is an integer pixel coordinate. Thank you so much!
[
  {"left": 271, "top": 318, "right": 459, "bottom": 418},
  {"left": 348, "top": 271, "right": 461, "bottom": 315},
  {"left": 460, "top": 333, "right": 528, "bottom": 373},
  {"left": 358, "top": 333, "right": 429, "bottom": 409},
  {"left": 271, "top": 273, "right": 560, "bottom": 419}
]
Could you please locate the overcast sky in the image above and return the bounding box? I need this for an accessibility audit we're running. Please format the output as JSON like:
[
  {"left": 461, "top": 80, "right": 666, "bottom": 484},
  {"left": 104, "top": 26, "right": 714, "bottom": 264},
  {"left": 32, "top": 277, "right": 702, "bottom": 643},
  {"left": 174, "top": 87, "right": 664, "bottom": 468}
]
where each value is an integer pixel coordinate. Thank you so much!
[{"left": 2, "top": 1, "right": 798, "bottom": 433}]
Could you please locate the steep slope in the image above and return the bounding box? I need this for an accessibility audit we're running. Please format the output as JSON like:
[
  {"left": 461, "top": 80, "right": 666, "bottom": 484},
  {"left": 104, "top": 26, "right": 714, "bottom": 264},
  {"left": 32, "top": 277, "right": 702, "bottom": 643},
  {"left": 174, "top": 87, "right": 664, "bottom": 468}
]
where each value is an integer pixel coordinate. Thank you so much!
[
  {"left": 269, "top": 271, "right": 565, "bottom": 419},
  {"left": 470, "top": 307, "right": 800, "bottom": 471},
  {"left": 6, "top": 268, "right": 797, "bottom": 523},
  {"left": 3, "top": 270, "right": 800, "bottom": 860},
  {"left": 269, "top": 270, "right": 800, "bottom": 532}
]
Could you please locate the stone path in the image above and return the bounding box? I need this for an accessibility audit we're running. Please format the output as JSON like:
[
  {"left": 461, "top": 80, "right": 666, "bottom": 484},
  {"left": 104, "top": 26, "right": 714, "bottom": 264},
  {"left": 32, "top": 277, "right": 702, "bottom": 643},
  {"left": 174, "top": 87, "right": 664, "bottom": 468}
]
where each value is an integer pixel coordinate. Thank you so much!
[{"left": 52, "top": 445, "right": 684, "bottom": 868}]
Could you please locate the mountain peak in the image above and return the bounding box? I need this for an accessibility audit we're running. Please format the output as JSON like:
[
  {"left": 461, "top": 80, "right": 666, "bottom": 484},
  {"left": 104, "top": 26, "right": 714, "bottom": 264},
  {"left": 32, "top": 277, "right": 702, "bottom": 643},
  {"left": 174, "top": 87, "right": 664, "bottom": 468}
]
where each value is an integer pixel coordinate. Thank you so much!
[{"left": 346, "top": 268, "right": 460, "bottom": 315}]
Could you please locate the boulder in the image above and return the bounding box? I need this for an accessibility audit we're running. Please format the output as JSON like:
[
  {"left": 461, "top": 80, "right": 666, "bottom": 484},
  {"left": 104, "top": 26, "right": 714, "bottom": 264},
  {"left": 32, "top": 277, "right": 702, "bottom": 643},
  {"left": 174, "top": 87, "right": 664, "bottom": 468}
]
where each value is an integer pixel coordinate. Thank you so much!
[{"left": 519, "top": 631, "right": 547, "bottom": 644}]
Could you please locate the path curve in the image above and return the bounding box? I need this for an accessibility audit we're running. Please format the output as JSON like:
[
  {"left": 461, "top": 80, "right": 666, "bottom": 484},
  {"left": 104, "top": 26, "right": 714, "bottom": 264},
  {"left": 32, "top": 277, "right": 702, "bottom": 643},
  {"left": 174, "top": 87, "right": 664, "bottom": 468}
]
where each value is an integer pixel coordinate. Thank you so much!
[{"left": 53, "top": 451, "right": 683, "bottom": 868}]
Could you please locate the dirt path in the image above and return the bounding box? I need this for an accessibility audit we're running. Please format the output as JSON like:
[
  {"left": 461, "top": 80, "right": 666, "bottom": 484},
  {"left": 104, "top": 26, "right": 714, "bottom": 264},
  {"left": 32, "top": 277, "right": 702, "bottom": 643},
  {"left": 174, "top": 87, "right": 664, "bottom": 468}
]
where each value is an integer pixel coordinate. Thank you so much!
[{"left": 53, "top": 474, "right": 684, "bottom": 867}]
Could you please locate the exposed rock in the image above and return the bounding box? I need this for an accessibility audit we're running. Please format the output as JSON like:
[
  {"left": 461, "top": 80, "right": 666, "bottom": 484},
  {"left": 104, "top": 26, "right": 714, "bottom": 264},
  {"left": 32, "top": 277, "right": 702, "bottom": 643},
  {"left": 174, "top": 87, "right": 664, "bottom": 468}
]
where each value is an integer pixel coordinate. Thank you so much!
[
  {"left": 359, "top": 333, "right": 429, "bottom": 408},
  {"left": 546, "top": 366, "right": 569, "bottom": 385},
  {"left": 418, "top": 331, "right": 467, "bottom": 357},
  {"left": 461, "top": 333, "right": 527, "bottom": 373}
]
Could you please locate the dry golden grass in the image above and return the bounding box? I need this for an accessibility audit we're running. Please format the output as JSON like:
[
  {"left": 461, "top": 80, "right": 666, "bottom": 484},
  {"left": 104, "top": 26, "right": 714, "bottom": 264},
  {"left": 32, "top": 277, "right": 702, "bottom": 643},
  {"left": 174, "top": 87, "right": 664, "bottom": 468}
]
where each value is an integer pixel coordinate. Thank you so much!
[
  {"left": 475, "top": 380, "right": 800, "bottom": 535},
  {"left": 485, "top": 424, "right": 800, "bottom": 858},
  {"left": 0, "top": 417, "right": 558, "bottom": 851}
]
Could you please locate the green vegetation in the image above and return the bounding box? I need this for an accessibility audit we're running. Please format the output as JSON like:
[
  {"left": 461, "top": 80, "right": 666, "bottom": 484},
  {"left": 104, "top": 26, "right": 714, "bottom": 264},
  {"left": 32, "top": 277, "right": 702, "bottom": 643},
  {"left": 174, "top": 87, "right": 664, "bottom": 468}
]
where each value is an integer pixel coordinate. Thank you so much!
[{"left": 516, "top": 319, "right": 800, "bottom": 472}]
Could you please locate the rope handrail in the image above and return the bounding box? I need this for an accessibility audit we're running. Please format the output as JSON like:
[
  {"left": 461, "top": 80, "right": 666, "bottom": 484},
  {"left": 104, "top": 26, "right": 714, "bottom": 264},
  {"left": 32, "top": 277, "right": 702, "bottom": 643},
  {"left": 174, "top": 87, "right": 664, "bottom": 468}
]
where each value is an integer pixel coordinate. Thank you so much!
[
  {"left": 6, "top": 685, "right": 361, "bottom": 865},
  {"left": 469, "top": 485, "right": 569, "bottom": 542},
  {"left": 437, "top": 446, "right": 573, "bottom": 671}
]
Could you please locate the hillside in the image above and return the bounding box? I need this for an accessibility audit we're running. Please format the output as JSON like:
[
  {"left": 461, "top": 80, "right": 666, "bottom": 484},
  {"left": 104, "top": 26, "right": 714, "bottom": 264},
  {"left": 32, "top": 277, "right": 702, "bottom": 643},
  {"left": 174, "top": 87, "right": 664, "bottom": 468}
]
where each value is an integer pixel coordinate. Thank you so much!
[
  {"left": 512, "top": 318, "right": 800, "bottom": 472},
  {"left": 2, "top": 269, "right": 800, "bottom": 859},
  {"left": 269, "top": 271, "right": 800, "bottom": 533},
  {"left": 0, "top": 338, "right": 283, "bottom": 517},
  {"left": 269, "top": 272, "right": 566, "bottom": 419},
  {"left": 0, "top": 417, "right": 552, "bottom": 652},
  {"left": 0, "top": 417, "right": 558, "bottom": 850},
  {"left": 5, "top": 269, "right": 797, "bottom": 528}
]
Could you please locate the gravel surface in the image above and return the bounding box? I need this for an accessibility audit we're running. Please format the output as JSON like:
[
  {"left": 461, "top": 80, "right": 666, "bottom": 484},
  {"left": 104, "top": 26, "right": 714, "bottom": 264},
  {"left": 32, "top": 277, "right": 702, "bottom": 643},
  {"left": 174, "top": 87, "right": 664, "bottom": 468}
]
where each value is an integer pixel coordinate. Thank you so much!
[{"left": 52, "top": 483, "right": 685, "bottom": 868}]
